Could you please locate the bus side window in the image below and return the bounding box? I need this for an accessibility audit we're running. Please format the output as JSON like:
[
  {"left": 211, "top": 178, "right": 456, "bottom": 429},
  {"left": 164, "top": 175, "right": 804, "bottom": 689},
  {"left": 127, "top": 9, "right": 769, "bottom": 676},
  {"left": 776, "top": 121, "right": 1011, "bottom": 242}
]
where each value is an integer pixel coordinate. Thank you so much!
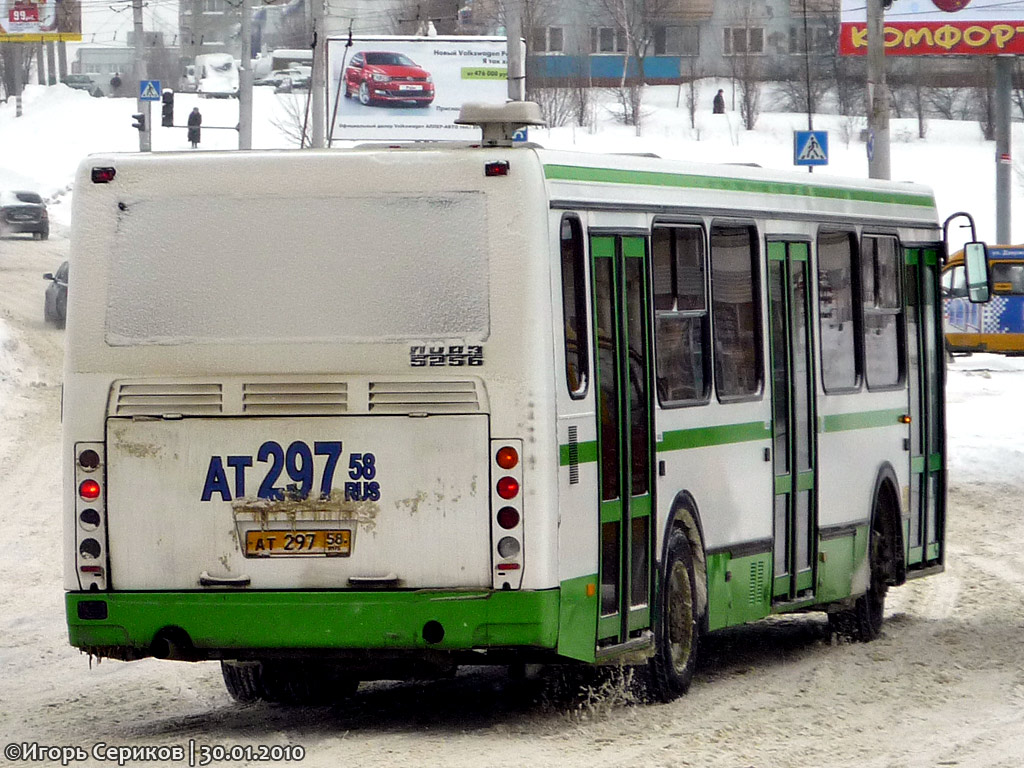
[
  {"left": 991, "top": 263, "right": 1024, "bottom": 294},
  {"left": 711, "top": 223, "right": 762, "bottom": 400},
  {"left": 943, "top": 266, "right": 967, "bottom": 298},
  {"left": 818, "top": 230, "right": 860, "bottom": 392},
  {"left": 652, "top": 224, "right": 710, "bottom": 405},
  {"left": 862, "top": 235, "right": 905, "bottom": 389},
  {"left": 561, "top": 215, "right": 590, "bottom": 399}
]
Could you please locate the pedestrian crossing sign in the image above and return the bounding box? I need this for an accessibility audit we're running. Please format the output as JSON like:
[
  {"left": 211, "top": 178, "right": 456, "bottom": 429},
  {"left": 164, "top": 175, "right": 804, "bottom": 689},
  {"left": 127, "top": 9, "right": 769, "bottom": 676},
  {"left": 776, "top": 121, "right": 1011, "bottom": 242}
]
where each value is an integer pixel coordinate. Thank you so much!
[
  {"left": 139, "top": 80, "right": 162, "bottom": 101},
  {"left": 794, "top": 130, "right": 828, "bottom": 166}
]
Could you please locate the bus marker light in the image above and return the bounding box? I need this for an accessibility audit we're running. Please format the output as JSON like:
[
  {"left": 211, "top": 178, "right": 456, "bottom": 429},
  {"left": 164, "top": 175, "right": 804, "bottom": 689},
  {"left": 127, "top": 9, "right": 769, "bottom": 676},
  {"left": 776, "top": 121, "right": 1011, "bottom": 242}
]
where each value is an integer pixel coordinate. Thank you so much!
[
  {"left": 91, "top": 167, "right": 116, "bottom": 183},
  {"left": 79, "top": 538, "right": 102, "bottom": 559},
  {"left": 899, "top": 414, "right": 912, "bottom": 424},
  {"left": 496, "top": 563, "right": 521, "bottom": 570},
  {"left": 497, "top": 536, "right": 521, "bottom": 558},
  {"left": 496, "top": 476, "right": 519, "bottom": 499},
  {"left": 79, "top": 449, "right": 100, "bottom": 470},
  {"left": 495, "top": 446, "right": 518, "bottom": 470},
  {"left": 80, "top": 565, "right": 104, "bottom": 575},
  {"left": 79, "top": 479, "right": 101, "bottom": 500},
  {"left": 586, "top": 583, "right": 596, "bottom": 598},
  {"left": 485, "top": 161, "right": 510, "bottom": 177},
  {"left": 496, "top": 506, "right": 520, "bottom": 529}
]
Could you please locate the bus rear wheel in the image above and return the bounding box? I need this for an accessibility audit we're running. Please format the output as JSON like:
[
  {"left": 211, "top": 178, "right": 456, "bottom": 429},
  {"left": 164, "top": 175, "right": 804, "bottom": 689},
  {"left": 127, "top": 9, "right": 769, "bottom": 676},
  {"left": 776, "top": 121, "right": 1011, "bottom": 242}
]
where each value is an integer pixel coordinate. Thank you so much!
[
  {"left": 829, "top": 497, "right": 893, "bottom": 642},
  {"left": 221, "top": 660, "right": 359, "bottom": 704},
  {"left": 647, "top": 529, "right": 700, "bottom": 702}
]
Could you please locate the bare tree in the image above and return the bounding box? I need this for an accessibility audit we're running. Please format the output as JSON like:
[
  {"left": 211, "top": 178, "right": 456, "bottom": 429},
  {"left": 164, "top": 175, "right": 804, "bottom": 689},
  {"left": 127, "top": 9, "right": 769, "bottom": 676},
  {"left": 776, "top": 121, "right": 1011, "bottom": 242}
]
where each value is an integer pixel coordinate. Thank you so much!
[
  {"left": 728, "top": 2, "right": 762, "bottom": 130},
  {"left": 971, "top": 58, "right": 995, "bottom": 141},
  {"left": 270, "top": 92, "right": 312, "bottom": 146},
  {"left": 592, "top": 0, "right": 672, "bottom": 132},
  {"left": 679, "top": 56, "right": 701, "bottom": 130}
]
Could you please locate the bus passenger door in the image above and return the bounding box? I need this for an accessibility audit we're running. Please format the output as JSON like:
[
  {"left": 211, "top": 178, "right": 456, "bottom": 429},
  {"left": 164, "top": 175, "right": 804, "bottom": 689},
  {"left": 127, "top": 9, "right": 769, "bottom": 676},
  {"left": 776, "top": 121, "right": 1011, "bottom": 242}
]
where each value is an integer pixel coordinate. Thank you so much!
[
  {"left": 590, "top": 234, "right": 655, "bottom": 649},
  {"left": 767, "top": 241, "right": 817, "bottom": 601},
  {"left": 905, "top": 246, "right": 945, "bottom": 569}
]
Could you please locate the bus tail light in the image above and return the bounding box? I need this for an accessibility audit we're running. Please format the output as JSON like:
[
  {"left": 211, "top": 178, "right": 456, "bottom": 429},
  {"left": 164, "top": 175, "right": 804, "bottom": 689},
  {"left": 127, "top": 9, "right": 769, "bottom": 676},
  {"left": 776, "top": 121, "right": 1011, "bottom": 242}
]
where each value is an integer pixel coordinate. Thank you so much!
[
  {"left": 74, "top": 442, "right": 108, "bottom": 591},
  {"left": 490, "top": 439, "right": 524, "bottom": 590}
]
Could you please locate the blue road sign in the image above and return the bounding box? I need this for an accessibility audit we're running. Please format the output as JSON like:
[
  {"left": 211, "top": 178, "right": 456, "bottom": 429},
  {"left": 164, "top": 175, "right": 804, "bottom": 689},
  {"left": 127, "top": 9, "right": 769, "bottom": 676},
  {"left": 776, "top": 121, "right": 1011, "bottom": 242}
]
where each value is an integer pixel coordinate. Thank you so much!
[
  {"left": 139, "top": 80, "right": 162, "bottom": 101},
  {"left": 794, "top": 130, "right": 828, "bottom": 166},
  {"left": 867, "top": 130, "right": 875, "bottom": 162}
]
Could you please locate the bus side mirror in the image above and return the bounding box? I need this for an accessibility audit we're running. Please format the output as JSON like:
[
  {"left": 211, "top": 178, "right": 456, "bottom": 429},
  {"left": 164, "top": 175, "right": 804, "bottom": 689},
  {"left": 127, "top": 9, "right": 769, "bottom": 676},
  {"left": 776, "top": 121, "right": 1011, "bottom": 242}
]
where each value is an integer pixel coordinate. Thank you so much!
[{"left": 963, "top": 241, "right": 990, "bottom": 303}]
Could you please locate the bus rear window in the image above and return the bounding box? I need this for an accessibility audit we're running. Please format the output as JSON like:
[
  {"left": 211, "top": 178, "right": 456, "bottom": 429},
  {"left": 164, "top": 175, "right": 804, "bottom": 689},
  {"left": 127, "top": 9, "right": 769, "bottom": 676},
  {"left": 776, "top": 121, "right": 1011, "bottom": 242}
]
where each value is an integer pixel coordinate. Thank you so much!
[{"left": 104, "top": 194, "right": 489, "bottom": 345}]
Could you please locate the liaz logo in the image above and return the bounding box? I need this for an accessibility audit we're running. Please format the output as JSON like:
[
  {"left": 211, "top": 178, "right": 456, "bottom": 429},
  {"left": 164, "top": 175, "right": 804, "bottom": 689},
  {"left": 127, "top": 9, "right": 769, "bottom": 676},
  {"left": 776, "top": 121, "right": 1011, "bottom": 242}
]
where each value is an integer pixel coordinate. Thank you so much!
[{"left": 200, "top": 440, "right": 380, "bottom": 502}]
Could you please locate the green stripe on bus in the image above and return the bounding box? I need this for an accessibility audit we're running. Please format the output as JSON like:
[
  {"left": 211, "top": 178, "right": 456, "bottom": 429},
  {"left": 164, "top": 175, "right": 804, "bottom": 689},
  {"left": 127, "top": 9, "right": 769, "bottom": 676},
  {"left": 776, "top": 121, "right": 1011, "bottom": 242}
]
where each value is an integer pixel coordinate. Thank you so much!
[
  {"left": 66, "top": 589, "right": 560, "bottom": 652},
  {"left": 543, "top": 164, "right": 935, "bottom": 208},
  {"left": 820, "top": 408, "right": 906, "bottom": 433},
  {"left": 623, "top": 237, "right": 645, "bottom": 258},
  {"left": 560, "top": 421, "right": 770, "bottom": 465},
  {"left": 559, "top": 440, "right": 598, "bottom": 466},
  {"left": 657, "top": 421, "right": 770, "bottom": 452},
  {"left": 591, "top": 236, "right": 615, "bottom": 258}
]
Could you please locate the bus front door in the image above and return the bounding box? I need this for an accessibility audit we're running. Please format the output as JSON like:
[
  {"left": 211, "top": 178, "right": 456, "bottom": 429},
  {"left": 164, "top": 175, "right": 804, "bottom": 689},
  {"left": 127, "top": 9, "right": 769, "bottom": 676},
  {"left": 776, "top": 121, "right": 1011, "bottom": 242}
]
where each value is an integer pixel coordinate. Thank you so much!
[
  {"left": 590, "top": 234, "right": 655, "bottom": 649},
  {"left": 768, "top": 241, "right": 818, "bottom": 601},
  {"left": 905, "top": 246, "right": 945, "bottom": 570}
]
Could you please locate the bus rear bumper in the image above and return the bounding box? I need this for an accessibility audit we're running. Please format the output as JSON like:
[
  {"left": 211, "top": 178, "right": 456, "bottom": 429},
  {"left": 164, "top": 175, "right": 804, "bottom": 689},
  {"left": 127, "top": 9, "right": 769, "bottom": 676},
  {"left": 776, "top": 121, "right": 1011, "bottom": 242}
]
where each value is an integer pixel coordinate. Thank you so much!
[{"left": 66, "top": 589, "right": 560, "bottom": 661}]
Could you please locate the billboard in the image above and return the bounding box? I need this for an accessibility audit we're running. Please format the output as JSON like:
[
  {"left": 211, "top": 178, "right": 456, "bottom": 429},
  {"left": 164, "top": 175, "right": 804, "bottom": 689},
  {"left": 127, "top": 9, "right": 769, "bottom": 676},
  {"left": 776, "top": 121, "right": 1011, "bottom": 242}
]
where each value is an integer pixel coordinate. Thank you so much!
[
  {"left": 0, "top": 0, "right": 81, "bottom": 41},
  {"left": 839, "top": 0, "right": 1024, "bottom": 56},
  {"left": 327, "top": 36, "right": 508, "bottom": 142}
]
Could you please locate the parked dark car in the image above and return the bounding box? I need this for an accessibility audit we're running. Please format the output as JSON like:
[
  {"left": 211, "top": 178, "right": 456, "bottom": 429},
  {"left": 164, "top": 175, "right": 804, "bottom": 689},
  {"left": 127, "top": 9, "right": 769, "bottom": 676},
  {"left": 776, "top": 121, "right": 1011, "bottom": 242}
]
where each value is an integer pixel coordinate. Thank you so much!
[
  {"left": 344, "top": 52, "right": 434, "bottom": 107},
  {"left": 0, "top": 190, "right": 49, "bottom": 240},
  {"left": 63, "top": 74, "right": 104, "bottom": 97},
  {"left": 43, "top": 261, "right": 69, "bottom": 328}
]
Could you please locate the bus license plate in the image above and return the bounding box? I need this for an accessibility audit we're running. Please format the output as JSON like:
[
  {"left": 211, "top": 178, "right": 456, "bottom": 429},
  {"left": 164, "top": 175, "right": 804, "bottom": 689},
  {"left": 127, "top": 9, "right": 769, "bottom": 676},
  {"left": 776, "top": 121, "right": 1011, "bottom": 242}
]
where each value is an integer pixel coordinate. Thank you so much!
[{"left": 244, "top": 529, "right": 351, "bottom": 557}]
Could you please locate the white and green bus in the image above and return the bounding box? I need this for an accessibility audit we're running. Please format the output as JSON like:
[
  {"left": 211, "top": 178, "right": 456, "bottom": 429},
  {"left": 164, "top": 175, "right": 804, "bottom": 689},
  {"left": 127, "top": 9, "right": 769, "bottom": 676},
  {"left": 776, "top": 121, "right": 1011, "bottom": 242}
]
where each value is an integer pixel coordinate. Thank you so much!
[{"left": 63, "top": 103, "right": 988, "bottom": 703}]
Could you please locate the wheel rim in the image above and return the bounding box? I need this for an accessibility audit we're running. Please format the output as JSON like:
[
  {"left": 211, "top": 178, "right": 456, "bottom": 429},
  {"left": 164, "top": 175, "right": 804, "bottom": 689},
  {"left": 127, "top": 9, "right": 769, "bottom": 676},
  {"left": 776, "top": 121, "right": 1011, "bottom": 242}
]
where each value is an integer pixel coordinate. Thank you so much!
[
  {"left": 359, "top": 82, "right": 370, "bottom": 104},
  {"left": 667, "top": 561, "right": 694, "bottom": 673}
]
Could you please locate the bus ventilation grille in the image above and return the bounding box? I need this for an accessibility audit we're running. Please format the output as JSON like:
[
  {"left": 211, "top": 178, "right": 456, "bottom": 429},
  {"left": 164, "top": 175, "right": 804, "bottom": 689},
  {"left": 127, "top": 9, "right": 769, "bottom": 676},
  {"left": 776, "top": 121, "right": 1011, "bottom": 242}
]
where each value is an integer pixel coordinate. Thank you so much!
[
  {"left": 368, "top": 381, "right": 480, "bottom": 414},
  {"left": 749, "top": 559, "right": 766, "bottom": 605},
  {"left": 567, "top": 426, "right": 579, "bottom": 484},
  {"left": 242, "top": 382, "right": 348, "bottom": 414},
  {"left": 114, "top": 383, "right": 223, "bottom": 416}
]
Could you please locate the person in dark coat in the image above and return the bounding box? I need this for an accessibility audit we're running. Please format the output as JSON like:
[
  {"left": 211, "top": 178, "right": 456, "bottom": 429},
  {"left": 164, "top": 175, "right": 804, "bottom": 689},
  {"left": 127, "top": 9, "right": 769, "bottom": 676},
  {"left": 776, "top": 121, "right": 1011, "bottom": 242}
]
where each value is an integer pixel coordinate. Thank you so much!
[
  {"left": 187, "top": 107, "right": 202, "bottom": 148},
  {"left": 713, "top": 89, "right": 725, "bottom": 114}
]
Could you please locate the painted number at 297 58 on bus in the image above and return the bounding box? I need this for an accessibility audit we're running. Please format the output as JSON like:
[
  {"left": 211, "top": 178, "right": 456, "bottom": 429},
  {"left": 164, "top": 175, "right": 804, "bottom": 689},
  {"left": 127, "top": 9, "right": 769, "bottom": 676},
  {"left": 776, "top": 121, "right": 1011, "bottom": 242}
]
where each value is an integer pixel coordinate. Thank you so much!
[{"left": 199, "top": 440, "right": 380, "bottom": 503}]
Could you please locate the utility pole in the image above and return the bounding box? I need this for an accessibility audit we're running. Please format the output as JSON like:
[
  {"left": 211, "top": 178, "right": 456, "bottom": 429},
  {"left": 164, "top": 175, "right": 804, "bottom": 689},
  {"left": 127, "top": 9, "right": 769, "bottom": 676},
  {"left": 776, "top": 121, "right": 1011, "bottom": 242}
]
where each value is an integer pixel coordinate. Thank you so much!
[
  {"left": 866, "top": 0, "right": 890, "bottom": 179},
  {"left": 14, "top": 44, "right": 23, "bottom": 117},
  {"left": 238, "top": 0, "right": 253, "bottom": 149},
  {"left": 57, "top": 40, "right": 67, "bottom": 79},
  {"left": 505, "top": 0, "right": 524, "bottom": 101},
  {"left": 46, "top": 42, "right": 56, "bottom": 84},
  {"left": 132, "top": 0, "right": 151, "bottom": 151},
  {"left": 310, "top": 0, "right": 325, "bottom": 148},
  {"left": 995, "top": 56, "right": 1012, "bottom": 244}
]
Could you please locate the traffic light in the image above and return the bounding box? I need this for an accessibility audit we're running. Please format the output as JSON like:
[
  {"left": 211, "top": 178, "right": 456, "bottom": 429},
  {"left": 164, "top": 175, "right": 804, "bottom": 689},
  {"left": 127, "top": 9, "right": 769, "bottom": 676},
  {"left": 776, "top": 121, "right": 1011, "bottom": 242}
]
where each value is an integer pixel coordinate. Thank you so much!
[
  {"left": 161, "top": 89, "right": 174, "bottom": 128},
  {"left": 132, "top": 112, "right": 146, "bottom": 132}
]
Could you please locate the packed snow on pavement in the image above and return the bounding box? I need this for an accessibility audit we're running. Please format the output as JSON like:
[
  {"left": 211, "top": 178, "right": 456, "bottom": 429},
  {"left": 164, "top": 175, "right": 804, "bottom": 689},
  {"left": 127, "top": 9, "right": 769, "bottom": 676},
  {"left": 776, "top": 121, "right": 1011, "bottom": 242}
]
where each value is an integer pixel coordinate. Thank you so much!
[{"left": 2, "top": 84, "right": 1024, "bottom": 767}]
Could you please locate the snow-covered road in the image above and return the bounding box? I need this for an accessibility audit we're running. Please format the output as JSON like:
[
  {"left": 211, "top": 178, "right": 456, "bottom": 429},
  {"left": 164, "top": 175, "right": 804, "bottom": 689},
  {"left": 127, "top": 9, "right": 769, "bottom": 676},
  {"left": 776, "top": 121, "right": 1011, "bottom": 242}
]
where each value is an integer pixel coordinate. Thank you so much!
[{"left": 2, "top": 232, "right": 1023, "bottom": 767}]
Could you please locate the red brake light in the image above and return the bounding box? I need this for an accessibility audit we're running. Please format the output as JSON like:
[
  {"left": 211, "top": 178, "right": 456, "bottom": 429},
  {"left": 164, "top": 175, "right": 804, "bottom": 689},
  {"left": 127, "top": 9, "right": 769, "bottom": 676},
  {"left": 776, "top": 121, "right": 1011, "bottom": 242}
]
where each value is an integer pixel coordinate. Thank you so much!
[
  {"left": 495, "top": 446, "right": 518, "bottom": 470},
  {"left": 79, "top": 479, "right": 101, "bottom": 500},
  {"left": 496, "top": 476, "right": 519, "bottom": 500},
  {"left": 497, "top": 506, "right": 520, "bottom": 529}
]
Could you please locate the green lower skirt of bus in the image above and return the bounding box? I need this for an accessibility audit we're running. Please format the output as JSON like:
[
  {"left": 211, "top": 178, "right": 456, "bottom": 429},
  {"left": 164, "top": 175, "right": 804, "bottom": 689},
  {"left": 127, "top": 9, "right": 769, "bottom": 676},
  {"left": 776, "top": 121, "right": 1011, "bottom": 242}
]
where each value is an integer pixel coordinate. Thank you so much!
[{"left": 66, "top": 588, "right": 563, "bottom": 655}]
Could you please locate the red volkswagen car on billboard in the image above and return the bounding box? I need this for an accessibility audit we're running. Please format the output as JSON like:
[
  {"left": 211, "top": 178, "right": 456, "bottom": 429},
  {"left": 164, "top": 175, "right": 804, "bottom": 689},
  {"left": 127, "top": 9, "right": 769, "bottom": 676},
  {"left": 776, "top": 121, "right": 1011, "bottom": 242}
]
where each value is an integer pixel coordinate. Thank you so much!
[{"left": 344, "top": 51, "right": 434, "bottom": 107}]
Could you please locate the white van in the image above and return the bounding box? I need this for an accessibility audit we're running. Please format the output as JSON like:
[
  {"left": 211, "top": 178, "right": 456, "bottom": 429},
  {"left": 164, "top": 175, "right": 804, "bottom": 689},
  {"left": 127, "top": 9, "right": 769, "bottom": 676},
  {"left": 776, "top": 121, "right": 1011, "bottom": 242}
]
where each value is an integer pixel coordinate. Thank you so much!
[{"left": 195, "top": 53, "right": 239, "bottom": 98}]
